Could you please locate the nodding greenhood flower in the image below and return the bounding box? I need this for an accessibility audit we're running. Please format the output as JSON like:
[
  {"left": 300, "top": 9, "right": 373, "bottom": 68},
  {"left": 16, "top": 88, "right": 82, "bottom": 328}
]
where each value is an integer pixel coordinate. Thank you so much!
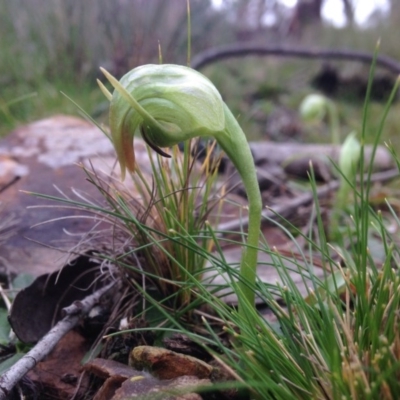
[
  {"left": 99, "top": 64, "right": 263, "bottom": 322},
  {"left": 99, "top": 64, "right": 227, "bottom": 180}
]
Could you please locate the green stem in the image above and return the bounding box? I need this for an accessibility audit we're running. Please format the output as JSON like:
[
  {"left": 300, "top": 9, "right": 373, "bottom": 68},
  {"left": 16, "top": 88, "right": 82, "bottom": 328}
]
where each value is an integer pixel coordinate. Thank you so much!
[
  {"left": 219, "top": 106, "right": 262, "bottom": 321},
  {"left": 327, "top": 100, "right": 340, "bottom": 145}
]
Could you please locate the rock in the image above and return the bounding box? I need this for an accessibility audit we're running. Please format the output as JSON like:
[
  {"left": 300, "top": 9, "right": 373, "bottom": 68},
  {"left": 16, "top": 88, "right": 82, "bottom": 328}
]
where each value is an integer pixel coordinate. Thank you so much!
[
  {"left": 113, "top": 375, "right": 209, "bottom": 400},
  {"left": 84, "top": 358, "right": 148, "bottom": 400},
  {"left": 84, "top": 358, "right": 142, "bottom": 381},
  {"left": 129, "top": 346, "right": 214, "bottom": 380},
  {"left": 84, "top": 358, "right": 210, "bottom": 400}
]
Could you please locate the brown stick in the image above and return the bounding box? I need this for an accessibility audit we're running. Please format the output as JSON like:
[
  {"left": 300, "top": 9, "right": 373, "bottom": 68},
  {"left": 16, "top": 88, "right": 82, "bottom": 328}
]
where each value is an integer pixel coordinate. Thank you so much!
[
  {"left": 217, "top": 168, "right": 400, "bottom": 232},
  {"left": 191, "top": 44, "right": 400, "bottom": 75},
  {"left": 0, "top": 281, "right": 116, "bottom": 399}
]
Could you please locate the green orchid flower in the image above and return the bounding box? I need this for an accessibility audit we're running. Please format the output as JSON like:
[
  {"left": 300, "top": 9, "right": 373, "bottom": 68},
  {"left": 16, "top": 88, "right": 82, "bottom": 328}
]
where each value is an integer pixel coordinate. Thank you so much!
[
  {"left": 99, "top": 64, "right": 262, "bottom": 321},
  {"left": 300, "top": 93, "right": 340, "bottom": 145}
]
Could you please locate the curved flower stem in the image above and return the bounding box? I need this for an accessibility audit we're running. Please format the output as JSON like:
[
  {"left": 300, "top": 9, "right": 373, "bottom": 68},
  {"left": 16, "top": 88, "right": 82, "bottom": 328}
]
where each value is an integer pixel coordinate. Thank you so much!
[
  {"left": 219, "top": 106, "right": 262, "bottom": 320},
  {"left": 237, "top": 182, "right": 262, "bottom": 321}
]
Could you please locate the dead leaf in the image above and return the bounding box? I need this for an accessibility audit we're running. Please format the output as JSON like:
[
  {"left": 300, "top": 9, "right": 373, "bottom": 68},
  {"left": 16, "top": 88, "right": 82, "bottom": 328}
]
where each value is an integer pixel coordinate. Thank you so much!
[
  {"left": 8, "top": 252, "right": 101, "bottom": 343},
  {"left": 27, "top": 330, "right": 90, "bottom": 400}
]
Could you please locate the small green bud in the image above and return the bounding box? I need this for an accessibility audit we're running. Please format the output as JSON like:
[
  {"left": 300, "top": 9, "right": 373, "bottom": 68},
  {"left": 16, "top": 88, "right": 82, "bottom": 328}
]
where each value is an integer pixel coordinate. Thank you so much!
[
  {"left": 339, "top": 131, "right": 361, "bottom": 179},
  {"left": 299, "top": 94, "right": 327, "bottom": 123}
]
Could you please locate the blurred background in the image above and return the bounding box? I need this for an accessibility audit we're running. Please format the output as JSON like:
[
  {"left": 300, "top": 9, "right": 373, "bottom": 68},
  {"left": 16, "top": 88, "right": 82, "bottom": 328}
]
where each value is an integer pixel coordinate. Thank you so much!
[{"left": 1, "top": 0, "right": 399, "bottom": 147}]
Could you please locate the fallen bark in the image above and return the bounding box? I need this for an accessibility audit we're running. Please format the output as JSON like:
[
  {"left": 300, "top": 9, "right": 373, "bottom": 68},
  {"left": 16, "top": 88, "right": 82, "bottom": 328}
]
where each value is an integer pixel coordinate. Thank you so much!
[
  {"left": 249, "top": 142, "right": 393, "bottom": 175},
  {"left": 0, "top": 280, "right": 116, "bottom": 400}
]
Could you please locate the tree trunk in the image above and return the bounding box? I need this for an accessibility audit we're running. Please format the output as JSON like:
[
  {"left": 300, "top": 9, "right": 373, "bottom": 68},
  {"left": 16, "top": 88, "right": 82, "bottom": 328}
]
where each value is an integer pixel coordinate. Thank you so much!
[
  {"left": 288, "top": 0, "right": 324, "bottom": 35},
  {"left": 342, "top": 0, "right": 354, "bottom": 26}
]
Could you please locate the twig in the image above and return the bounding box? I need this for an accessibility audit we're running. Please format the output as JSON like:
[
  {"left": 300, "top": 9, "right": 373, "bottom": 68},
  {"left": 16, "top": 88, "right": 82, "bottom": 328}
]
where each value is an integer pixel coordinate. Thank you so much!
[
  {"left": 191, "top": 44, "right": 400, "bottom": 75},
  {"left": 0, "top": 283, "right": 11, "bottom": 312},
  {"left": 0, "top": 280, "right": 116, "bottom": 399},
  {"left": 0, "top": 176, "right": 21, "bottom": 194},
  {"left": 217, "top": 168, "right": 400, "bottom": 232}
]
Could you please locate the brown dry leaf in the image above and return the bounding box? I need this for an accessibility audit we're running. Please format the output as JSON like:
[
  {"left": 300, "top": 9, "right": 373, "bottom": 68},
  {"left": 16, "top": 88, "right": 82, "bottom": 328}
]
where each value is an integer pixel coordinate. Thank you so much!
[
  {"left": 9, "top": 252, "right": 101, "bottom": 343},
  {"left": 27, "top": 330, "right": 90, "bottom": 400}
]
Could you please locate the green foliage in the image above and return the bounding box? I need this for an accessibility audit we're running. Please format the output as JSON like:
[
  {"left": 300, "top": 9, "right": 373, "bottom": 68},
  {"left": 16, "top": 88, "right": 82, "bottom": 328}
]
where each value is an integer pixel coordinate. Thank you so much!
[
  {"left": 4, "top": 2, "right": 400, "bottom": 396},
  {"left": 0, "top": 79, "right": 107, "bottom": 137},
  {"left": 2, "top": 0, "right": 400, "bottom": 149},
  {"left": 0, "top": 309, "right": 10, "bottom": 345},
  {"left": 0, "top": 0, "right": 231, "bottom": 135},
  {"left": 9, "top": 274, "right": 35, "bottom": 295},
  {"left": 17, "top": 54, "right": 399, "bottom": 400},
  {"left": 0, "top": 0, "right": 226, "bottom": 82},
  {"left": 104, "top": 143, "right": 224, "bottom": 308},
  {"left": 0, "top": 273, "right": 34, "bottom": 374}
]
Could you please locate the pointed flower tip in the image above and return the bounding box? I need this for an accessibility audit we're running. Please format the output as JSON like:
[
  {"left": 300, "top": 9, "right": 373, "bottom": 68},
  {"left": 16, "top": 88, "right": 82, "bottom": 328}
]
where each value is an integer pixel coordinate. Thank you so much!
[
  {"left": 119, "top": 164, "right": 133, "bottom": 182},
  {"left": 100, "top": 67, "right": 120, "bottom": 89},
  {"left": 97, "top": 79, "right": 113, "bottom": 101},
  {"left": 119, "top": 166, "right": 136, "bottom": 182}
]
